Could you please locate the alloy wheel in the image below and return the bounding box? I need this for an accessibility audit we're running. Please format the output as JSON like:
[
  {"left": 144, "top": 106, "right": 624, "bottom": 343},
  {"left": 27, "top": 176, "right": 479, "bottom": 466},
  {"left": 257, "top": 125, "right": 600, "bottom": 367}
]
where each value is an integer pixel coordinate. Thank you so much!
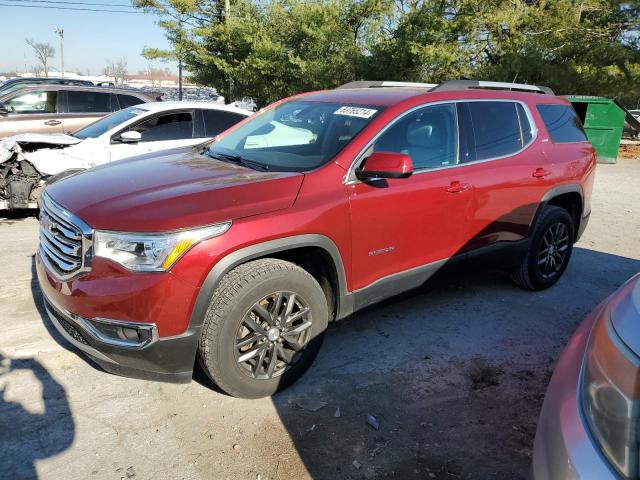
[
  {"left": 234, "top": 291, "right": 312, "bottom": 379},
  {"left": 537, "top": 222, "right": 570, "bottom": 279}
]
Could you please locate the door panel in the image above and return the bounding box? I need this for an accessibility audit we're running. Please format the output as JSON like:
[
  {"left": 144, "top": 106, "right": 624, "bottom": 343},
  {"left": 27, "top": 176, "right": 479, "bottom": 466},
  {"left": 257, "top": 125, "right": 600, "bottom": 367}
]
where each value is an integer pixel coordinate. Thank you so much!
[
  {"left": 349, "top": 169, "right": 474, "bottom": 290},
  {"left": 458, "top": 101, "right": 551, "bottom": 252},
  {"left": 348, "top": 103, "right": 474, "bottom": 291}
]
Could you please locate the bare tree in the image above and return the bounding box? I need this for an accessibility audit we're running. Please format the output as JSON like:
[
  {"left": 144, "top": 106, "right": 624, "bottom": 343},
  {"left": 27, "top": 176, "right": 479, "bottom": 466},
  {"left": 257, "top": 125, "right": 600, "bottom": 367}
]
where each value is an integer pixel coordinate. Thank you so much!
[
  {"left": 25, "top": 39, "right": 55, "bottom": 77},
  {"left": 103, "top": 57, "right": 128, "bottom": 85}
]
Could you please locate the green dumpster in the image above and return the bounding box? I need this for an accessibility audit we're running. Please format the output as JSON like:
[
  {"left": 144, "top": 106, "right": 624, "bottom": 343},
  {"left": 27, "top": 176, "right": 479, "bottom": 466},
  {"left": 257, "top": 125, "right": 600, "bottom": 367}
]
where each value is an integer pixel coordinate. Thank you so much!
[{"left": 564, "top": 96, "right": 630, "bottom": 164}]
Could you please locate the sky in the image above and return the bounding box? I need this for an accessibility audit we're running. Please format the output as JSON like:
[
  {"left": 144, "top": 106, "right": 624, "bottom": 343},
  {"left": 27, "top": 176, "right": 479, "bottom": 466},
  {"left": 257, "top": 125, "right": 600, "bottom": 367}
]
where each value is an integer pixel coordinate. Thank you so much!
[{"left": 0, "top": 2, "right": 175, "bottom": 75}]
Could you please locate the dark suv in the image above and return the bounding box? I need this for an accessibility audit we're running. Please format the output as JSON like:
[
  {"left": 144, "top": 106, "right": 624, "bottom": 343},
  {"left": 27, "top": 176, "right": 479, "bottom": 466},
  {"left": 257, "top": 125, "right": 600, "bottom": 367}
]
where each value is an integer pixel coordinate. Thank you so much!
[
  {"left": 36, "top": 80, "right": 596, "bottom": 398},
  {"left": 0, "top": 85, "right": 161, "bottom": 138}
]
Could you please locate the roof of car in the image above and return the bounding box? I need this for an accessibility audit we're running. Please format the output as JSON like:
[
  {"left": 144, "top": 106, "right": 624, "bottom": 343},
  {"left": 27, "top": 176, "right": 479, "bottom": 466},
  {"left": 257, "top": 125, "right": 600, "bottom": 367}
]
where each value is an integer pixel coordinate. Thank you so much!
[
  {"left": 136, "top": 101, "right": 251, "bottom": 116},
  {"left": 0, "top": 84, "right": 160, "bottom": 99}
]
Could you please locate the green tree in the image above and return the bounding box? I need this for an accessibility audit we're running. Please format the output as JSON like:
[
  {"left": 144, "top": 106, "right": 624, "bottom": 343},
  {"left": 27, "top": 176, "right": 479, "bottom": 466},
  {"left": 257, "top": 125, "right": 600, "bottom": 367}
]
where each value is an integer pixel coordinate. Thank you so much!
[{"left": 137, "top": 0, "right": 640, "bottom": 107}]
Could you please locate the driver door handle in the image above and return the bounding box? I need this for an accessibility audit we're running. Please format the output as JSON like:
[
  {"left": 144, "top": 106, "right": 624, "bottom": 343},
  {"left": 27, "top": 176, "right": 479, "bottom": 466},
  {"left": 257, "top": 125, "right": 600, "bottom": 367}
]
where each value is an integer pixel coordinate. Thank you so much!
[
  {"left": 446, "top": 181, "right": 471, "bottom": 193},
  {"left": 44, "top": 119, "right": 62, "bottom": 126}
]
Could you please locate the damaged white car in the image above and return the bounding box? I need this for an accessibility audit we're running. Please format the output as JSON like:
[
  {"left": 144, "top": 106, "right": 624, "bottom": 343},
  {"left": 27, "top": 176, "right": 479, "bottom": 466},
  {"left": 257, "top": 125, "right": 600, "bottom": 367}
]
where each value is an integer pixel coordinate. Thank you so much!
[{"left": 0, "top": 101, "right": 250, "bottom": 210}]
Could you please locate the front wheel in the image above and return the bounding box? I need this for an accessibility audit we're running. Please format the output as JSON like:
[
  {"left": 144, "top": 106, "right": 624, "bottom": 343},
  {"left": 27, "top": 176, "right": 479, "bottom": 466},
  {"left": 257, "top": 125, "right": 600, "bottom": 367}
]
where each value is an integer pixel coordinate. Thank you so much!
[
  {"left": 198, "top": 259, "right": 328, "bottom": 398},
  {"left": 511, "top": 205, "right": 575, "bottom": 290}
]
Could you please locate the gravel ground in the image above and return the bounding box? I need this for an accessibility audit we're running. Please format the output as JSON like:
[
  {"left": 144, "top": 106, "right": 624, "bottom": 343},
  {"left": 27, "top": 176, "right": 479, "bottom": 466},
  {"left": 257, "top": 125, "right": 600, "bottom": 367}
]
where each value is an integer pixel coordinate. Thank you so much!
[{"left": 1, "top": 158, "right": 639, "bottom": 480}]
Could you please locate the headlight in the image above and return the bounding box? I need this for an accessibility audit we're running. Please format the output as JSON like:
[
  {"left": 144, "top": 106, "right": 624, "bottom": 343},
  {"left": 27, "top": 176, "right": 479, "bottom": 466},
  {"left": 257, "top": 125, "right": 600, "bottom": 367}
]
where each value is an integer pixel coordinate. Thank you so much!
[
  {"left": 581, "top": 308, "right": 640, "bottom": 478},
  {"left": 94, "top": 222, "right": 231, "bottom": 272}
]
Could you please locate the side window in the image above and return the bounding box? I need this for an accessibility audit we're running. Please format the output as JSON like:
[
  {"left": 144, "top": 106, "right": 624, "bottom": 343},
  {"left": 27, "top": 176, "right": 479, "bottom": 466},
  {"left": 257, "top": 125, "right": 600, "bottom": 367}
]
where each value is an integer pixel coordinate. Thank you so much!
[
  {"left": 201, "top": 110, "right": 246, "bottom": 137},
  {"left": 5, "top": 90, "right": 58, "bottom": 114},
  {"left": 118, "top": 94, "right": 145, "bottom": 109},
  {"left": 537, "top": 104, "right": 588, "bottom": 143},
  {"left": 372, "top": 103, "right": 458, "bottom": 170},
  {"left": 128, "top": 112, "right": 194, "bottom": 142},
  {"left": 67, "top": 91, "right": 112, "bottom": 113},
  {"left": 465, "top": 101, "right": 525, "bottom": 161}
]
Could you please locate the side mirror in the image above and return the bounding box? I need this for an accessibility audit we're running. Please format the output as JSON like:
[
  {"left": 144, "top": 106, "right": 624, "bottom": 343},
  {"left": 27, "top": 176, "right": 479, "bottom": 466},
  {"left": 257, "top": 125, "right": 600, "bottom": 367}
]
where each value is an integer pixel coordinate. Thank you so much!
[
  {"left": 356, "top": 151, "right": 413, "bottom": 180},
  {"left": 119, "top": 130, "right": 142, "bottom": 143},
  {"left": 0, "top": 103, "right": 10, "bottom": 115}
]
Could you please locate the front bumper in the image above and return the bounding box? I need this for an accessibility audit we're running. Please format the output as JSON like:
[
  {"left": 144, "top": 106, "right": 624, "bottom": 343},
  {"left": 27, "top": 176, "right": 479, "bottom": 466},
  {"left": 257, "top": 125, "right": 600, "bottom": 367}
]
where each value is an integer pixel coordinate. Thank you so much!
[
  {"left": 36, "top": 253, "right": 201, "bottom": 383},
  {"left": 531, "top": 304, "right": 618, "bottom": 479}
]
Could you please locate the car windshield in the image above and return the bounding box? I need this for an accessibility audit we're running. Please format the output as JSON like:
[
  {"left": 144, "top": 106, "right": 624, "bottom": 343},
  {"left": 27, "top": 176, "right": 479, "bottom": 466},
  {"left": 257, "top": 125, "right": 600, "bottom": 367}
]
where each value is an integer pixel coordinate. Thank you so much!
[
  {"left": 73, "top": 106, "right": 146, "bottom": 139},
  {"left": 208, "top": 100, "right": 383, "bottom": 171}
]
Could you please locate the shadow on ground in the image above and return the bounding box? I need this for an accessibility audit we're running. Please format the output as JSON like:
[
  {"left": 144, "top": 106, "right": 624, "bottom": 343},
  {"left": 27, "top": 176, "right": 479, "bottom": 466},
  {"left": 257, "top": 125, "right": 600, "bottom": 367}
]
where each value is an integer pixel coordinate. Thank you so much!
[
  {"left": 0, "top": 352, "right": 75, "bottom": 479},
  {"left": 267, "top": 247, "right": 640, "bottom": 479}
]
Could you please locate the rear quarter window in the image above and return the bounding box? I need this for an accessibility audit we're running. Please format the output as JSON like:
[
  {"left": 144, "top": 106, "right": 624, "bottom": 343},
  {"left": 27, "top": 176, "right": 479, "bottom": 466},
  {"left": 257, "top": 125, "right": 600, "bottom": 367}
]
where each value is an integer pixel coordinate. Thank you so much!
[
  {"left": 118, "top": 94, "right": 145, "bottom": 109},
  {"left": 537, "top": 104, "right": 588, "bottom": 143}
]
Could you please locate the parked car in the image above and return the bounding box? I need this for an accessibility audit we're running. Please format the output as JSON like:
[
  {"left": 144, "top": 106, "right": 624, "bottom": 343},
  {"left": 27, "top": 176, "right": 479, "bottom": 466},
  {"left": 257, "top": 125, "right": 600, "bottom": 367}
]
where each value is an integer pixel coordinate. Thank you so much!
[
  {"left": 36, "top": 80, "right": 596, "bottom": 398},
  {"left": 0, "top": 102, "right": 250, "bottom": 209},
  {"left": 0, "top": 85, "right": 161, "bottom": 138},
  {"left": 532, "top": 273, "right": 640, "bottom": 480},
  {"left": 0, "top": 77, "right": 95, "bottom": 96}
]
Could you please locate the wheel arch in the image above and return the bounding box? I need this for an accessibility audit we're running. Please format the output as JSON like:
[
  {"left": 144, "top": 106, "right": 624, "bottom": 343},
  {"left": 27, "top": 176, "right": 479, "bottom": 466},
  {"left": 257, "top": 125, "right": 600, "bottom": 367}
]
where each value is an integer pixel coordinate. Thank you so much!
[
  {"left": 188, "top": 234, "right": 353, "bottom": 333},
  {"left": 533, "top": 185, "right": 584, "bottom": 242}
]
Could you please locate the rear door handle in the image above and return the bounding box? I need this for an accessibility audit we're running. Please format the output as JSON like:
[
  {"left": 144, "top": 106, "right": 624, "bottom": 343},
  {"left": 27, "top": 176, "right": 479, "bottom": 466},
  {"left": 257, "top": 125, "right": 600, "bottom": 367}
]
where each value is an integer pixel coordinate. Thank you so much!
[
  {"left": 445, "top": 181, "right": 471, "bottom": 193},
  {"left": 44, "top": 120, "right": 62, "bottom": 126},
  {"left": 532, "top": 167, "right": 551, "bottom": 178}
]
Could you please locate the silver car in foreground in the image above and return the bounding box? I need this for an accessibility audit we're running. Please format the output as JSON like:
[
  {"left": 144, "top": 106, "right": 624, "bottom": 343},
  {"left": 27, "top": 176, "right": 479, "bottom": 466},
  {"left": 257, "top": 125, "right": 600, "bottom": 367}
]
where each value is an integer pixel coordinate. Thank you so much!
[{"left": 533, "top": 272, "right": 640, "bottom": 479}]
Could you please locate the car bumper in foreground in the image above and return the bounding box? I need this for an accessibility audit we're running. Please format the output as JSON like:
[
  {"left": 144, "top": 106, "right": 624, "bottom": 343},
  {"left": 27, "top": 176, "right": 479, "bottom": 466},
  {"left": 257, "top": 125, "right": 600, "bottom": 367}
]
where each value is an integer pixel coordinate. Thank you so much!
[
  {"left": 36, "top": 255, "right": 201, "bottom": 383},
  {"left": 531, "top": 303, "right": 618, "bottom": 480}
]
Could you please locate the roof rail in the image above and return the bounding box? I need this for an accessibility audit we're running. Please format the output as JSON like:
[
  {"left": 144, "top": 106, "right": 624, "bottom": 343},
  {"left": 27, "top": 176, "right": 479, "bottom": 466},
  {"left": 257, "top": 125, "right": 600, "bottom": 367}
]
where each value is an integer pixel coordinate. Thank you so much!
[
  {"left": 336, "top": 80, "right": 437, "bottom": 90},
  {"left": 431, "top": 80, "right": 554, "bottom": 95}
]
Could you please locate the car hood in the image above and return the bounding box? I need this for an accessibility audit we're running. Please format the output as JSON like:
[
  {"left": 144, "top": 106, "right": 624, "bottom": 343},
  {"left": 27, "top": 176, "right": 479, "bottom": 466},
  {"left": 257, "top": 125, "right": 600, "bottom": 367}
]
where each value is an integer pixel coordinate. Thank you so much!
[
  {"left": 26, "top": 138, "right": 109, "bottom": 176},
  {"left": 610, "top": 273, "right": 640, "bottom": 357},
  {"left": 1, "top": 132, "right": 81, "bottom": 147},
  {"left": 45, "top": 149, "right": 304, "bottom": 231}
]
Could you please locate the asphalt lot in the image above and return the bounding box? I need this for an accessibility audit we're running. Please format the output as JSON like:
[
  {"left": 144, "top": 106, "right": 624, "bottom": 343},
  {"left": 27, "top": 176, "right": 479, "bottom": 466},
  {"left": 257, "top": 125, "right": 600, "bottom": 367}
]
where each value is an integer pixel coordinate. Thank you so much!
[{"left": 1, "top": 158, "right": 639, "bottom": 480}]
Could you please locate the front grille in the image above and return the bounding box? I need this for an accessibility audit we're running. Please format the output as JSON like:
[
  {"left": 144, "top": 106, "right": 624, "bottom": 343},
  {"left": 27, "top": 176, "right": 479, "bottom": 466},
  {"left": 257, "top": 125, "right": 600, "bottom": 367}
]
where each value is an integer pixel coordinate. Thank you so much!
[{"left": 39, "top": 194, "right": 86, "bottom": 276}]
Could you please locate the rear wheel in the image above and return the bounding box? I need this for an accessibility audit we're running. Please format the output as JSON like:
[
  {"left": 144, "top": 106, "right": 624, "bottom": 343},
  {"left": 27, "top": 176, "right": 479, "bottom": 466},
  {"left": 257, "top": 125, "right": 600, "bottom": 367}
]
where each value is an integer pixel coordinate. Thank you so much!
[
  {"left": 511, "top": 205, "right": 575, "bottom": 290},
  {"left": 198, "top": 259, "right": 328, "bottom": 398}
]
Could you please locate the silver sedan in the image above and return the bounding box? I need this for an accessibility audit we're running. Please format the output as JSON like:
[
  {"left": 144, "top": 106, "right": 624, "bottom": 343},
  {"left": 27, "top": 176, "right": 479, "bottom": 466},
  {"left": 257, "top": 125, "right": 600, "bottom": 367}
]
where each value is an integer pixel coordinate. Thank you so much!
[{"left": 532, "top": 272, "right": 640, "bottom": 479}]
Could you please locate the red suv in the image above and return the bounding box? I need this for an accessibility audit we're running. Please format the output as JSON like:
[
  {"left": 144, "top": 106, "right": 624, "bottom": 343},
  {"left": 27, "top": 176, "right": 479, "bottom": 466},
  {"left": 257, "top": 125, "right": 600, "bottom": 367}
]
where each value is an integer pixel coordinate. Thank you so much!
[{"left": 36, "top": 80, "right": 596, "bottom": 398}]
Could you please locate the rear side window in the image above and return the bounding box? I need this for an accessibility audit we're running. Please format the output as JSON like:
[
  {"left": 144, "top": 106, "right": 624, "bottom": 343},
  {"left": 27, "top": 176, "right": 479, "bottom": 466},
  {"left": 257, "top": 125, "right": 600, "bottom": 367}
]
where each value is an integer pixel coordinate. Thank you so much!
[
  {"left": 118, "top": 94, "right": 144, "bottom": 109},
  {"left": 537, "top": 104, "right": 588, "bottom": 143},
  {"left": 67, "top": 91, "right": 113, "bottom": 113},
  {"left": 129, "top": 112, "right": 194, "bottom": 142},
  {"left": 465, "top": 101, "right": 528, "bottom": 161},
  {"left": 201, "top": 109, "right": 247, "bottom": 137}
]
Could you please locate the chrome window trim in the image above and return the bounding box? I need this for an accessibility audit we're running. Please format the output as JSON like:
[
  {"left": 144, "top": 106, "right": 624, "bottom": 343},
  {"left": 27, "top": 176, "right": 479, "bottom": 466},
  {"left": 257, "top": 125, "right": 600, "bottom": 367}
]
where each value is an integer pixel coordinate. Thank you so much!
[
  {"left": 344, "top": 98, "right": 538, "bottom": 185},
  {"left": 39, "top": 191, "right": 93, "bottom": 281}
]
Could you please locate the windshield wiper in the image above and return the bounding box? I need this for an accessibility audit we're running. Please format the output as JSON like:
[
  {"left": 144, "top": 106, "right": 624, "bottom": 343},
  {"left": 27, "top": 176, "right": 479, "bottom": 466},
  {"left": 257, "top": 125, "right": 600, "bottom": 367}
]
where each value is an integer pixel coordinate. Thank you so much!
[{"left": 205, "top": 151, "right": 269, "bottom": 172}]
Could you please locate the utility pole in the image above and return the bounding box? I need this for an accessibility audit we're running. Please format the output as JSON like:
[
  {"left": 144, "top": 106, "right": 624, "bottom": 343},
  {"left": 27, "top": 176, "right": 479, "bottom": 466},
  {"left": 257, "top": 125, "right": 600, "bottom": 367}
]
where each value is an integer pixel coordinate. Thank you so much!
[
  {"left": 225, "top": 0, "right": 232, "bottom": 104},
  {"left": 178, "top": 18, "right": 183, "bottom": 101},
  {"left": 54, "top": 27, "right": 64, "bottom": 77}
]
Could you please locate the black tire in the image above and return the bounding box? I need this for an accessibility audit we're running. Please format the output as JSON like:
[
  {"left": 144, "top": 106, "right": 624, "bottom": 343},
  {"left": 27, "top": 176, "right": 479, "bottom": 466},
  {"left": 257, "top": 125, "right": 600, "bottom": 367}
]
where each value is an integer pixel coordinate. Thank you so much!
[
  {"left": 197, "top": 259, "right": 328, "bottom": 398},
  {"left": 511, "top": 205, "right": 575, "bottom": 290}
]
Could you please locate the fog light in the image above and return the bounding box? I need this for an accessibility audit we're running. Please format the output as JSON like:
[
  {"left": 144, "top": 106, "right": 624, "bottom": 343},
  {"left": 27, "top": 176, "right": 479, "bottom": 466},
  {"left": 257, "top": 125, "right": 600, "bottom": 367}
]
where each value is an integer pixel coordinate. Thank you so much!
[{"left": 84, "top": 318, "right": 156, "bottom": 348}]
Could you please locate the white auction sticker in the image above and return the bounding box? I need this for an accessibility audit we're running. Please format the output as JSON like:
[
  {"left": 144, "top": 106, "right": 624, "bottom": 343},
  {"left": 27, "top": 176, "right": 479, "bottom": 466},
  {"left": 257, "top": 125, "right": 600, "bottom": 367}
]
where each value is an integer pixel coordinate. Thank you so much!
[{"left": 334, "top": 106, "right": 378, "bottom": 119}]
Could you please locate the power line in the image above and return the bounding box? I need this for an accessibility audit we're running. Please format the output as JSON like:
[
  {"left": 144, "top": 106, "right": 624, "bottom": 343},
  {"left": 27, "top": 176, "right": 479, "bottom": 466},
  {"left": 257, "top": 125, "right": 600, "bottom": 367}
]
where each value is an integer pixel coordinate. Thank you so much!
[{"left": 0, "top": 1, "right": 145, "bottom": 12}]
